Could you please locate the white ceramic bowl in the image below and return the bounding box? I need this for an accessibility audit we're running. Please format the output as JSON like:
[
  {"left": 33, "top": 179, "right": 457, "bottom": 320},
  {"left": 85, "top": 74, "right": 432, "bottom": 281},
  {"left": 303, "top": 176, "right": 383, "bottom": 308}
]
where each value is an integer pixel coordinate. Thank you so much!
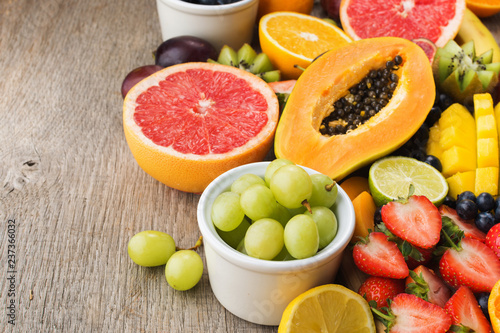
[
  {"left": 197, "top": 162, "right": 355, "bottom": 326},
  {"left": 156, "top": 0, "right": 258, "bottom": 51}
]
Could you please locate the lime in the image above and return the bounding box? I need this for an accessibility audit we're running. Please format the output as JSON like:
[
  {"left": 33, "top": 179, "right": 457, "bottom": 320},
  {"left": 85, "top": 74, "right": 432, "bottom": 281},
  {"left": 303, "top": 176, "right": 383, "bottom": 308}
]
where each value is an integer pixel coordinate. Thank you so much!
[{"left": 368, "top": 156, "right": 449, "bottom": 206}]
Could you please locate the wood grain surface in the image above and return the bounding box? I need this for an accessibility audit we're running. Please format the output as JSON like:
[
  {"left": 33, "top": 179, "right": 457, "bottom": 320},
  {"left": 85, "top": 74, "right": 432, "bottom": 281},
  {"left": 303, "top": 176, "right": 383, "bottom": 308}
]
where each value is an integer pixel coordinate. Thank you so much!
[{"left": 1, "top": 0, "right": 499, "bottom": 332}]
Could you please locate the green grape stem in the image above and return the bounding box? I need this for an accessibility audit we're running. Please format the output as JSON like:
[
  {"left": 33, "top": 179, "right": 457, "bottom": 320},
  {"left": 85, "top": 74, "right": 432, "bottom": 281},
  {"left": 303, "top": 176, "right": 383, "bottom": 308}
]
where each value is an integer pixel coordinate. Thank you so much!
[
  {"left": 176, "top": 236, "right": 203, "bottom": 251},
  {"left": 325, "top": 181, "right": 336, "bottom": 192},
  {"left": 302, "top": 199, "right": 312, "bottom": 213}
]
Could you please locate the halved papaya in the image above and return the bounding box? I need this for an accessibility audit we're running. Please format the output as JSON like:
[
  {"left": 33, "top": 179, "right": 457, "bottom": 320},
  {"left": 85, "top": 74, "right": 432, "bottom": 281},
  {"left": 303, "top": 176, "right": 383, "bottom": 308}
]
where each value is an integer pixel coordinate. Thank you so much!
[{"left": 274, "top": 37, "right": 435, "bottom": 181}]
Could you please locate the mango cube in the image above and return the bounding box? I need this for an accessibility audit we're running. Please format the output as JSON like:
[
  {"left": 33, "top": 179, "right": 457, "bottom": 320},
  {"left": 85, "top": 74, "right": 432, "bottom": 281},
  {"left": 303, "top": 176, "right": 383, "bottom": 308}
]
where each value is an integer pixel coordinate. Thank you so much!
[
  {"left": 439, "top": 126, "right": 476, "bottom": 151},
  {"left": 495, "top": 102, "right": 500, "bottom": 141},
  {"left": 475, "top": 167, "right": 499, "bottom": 196},
  {"left": 441, "top": 146, "right": 476, "bottom": 178},
  {"left": 446, "top": 171, "right": 476, "bottom": 199},
  {"left": 477, "top": 138, "right": 499, "bottom": 168},
  {"left": 473, "top": 93, "right": 494, "bottom": 118},
  {"left": 439, "top": 103, "right": 475, "bottom": 130},
  {"left": 476, "top": 114, "right": 497, "bottom": 139}
]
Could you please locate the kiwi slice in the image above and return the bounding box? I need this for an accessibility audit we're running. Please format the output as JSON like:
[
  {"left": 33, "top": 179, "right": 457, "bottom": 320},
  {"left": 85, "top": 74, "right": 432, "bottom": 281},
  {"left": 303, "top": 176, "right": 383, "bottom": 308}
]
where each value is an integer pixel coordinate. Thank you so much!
[
  {"left": 208, "top": 44, "right": 281, "bottom": 83},
  {"left": 433, "top": 40, "right": 500, "bottom": 105}
]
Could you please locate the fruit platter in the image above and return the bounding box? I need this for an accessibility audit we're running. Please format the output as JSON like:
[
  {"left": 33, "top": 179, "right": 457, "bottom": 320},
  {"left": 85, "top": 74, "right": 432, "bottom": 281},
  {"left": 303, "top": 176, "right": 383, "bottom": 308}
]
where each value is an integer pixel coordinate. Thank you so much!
[{"left": 2, "top": 0, "right": 500, "bottom": 332}]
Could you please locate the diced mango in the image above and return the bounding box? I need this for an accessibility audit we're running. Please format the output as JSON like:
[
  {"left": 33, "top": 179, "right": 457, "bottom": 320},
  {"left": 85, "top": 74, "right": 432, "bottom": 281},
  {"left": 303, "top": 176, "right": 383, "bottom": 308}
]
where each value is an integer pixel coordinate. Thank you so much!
[
  {"left": 441, "top": 146, "right": 476, "bottom": 177},
  {"left": 446, "top": 171, "right": 476, "bottom": 199},
  {"left": 439, "top": 126, "right": 476, "bottom": 151},
  {"left": 439, "top": 103, "right": 475, "bottom": 130},
  {"left": 475, "top": 167, "right": 499, "bottom": 196},
  {"left": 476, "top": 114, "right": 497, "bottom": 139},
  {"left": 473, "top": 93, "right": 494, "bottom": 118},
  {"left": 477, "top": 138, "right": 499, "bottom": 168},
  {"left": 351, "top": 191, "right": 376, "bottom": 243},
  {"left": 426, "top": 124, "right": 442, "bottom": 160},
  {"left": 495, "top": 102, "right": 500, "bottom": 141},
  {"left": 340, "top": 176, "right": 370, "bottom": 202}
]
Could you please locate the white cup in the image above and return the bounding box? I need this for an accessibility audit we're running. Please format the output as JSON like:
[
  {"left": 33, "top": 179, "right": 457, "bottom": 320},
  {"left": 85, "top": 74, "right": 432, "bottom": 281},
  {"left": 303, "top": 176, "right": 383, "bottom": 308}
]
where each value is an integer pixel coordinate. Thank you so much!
[
  {"left": 197, "top": 162, "right": 356, "bottom": 326},
  {"left": 156, "top": 0, "right": 259, "bottom": 51}
]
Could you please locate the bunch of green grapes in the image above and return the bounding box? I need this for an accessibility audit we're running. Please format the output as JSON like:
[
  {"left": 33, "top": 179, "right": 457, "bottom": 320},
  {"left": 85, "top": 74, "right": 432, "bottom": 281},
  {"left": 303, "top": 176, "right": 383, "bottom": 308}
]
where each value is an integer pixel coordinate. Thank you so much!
[
  {"left": 212, "top": 159, "right": 340, "bottom": 261},
  {"left": 127, "top": 231, "right": 203, "bottom": 291}
]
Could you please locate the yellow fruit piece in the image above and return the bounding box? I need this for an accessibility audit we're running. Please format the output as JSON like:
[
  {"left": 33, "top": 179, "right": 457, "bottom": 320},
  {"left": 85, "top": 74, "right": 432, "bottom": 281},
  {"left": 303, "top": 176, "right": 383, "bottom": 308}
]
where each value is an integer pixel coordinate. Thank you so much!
[
  {"left": 351, "top": 191, "right": 376, "bottom": 243},
  {"left": 257, "top": 0, "right": 314, "bottom": 19},
  {"left": 439, "top": 126, "right": 476, "bottom": 151},
  {"left": 475, "top": 167, "right": 499, "bottom": 196},
  {"left": 489, "top": 279, "right": 500, "bottom": 333},
  {"left": 477, "top": 137, "right": 499, "bottom": 168},
  {"left": 446, "top": 171, "right": 476, "bottom": 199},
  {"left": 278, "top": 284, "right": 376, "bottom": 333},
  {"left": 474, "top": 93, "right": 494, "bottom": 118},
  {"left": 441, "top": 146, "right": 476, "bottom": 177},
  {"left": 259, "top": 12, "right": 352, "bottom": 79},
  {"left": 340, "top": 176, "right": 370, "bottom": 202},
  {"left": 439, "top": 103, "right": 475, "bottom": 130},
  {"left": 476, "top": 114, "right": 497, "bottom": 139},
  {"left": 495, "top": 102, "right": 500, "bottom": 141},
  {"left": 426, "top": 124, "right": 442, "bottom": 160}
]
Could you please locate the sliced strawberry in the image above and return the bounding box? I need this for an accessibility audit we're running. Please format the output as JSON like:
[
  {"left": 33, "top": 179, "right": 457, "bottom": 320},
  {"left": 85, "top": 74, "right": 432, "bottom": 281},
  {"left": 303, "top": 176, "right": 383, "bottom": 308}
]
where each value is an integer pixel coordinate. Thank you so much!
[
  {"left": 439, "top": 237, "right": 500, "bottom": 293},
  {"left": 353, "top": 232, "right": 409, "bottom": 279},
  {"left": 485, "top": 223, "right": 500, "bottom": 259},
  {"left": 358, "top": 276, "right": 405, "bottom": 309},
  {"left": 444, "top": 286, "right": 492, "bottom": 333},
  {"left": 381, "top": 195, "right": 441, "bottom": 249},
  {"left": 405, "top": 265, "right": 451, "bottom": 308},
  {"left": 372, "top": 293, "right": 452, "bottom": 333},
  {"left": 405, "top": 245, "right": 434, "bottom": 270},
  {"left": 439, "top": 205, "right": 486, "bottom": 242}
]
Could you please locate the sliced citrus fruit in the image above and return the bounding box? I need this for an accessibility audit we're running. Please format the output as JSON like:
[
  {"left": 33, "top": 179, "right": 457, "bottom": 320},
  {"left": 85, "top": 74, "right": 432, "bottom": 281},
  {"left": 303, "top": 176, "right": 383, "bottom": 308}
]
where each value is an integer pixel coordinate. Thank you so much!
[
  {"left": 466, "top": 0, "right": 500, "bottom": 17},
  {"left": 257, "top": 0, "right": 314, "bottom": 19},
  {"left": 123, "top": 62, "right": 279, "bottom": 193},
  {"left": 278, "top": 284, "right": 376, "bottom": 333},
  {"left": 368, "top": 156, "right": 449, "bottom": 206},
  {"left": 339, "top": 0, "right": 466, "bottom": 48},
  {"left": 490, "top": 279, "right": 500, "bottom": 333},
  {"left": 259, "top": 12, "right": 352, "bottom": 80}
]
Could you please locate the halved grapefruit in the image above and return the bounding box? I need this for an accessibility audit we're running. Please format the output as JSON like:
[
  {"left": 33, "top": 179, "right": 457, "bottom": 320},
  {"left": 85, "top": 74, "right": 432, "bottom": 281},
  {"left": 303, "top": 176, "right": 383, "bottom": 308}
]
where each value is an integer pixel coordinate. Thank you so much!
[
  {"left": 123, "top": 62, "right": 279, "bottom": 193},
  {"left": 339, "top": 0, "right": 466, "bottom": 48}
]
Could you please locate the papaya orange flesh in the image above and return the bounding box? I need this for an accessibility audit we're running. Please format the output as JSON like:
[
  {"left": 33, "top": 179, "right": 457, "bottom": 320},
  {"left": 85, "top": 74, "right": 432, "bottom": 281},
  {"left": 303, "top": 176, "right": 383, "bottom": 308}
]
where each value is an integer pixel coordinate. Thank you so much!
[{"left": 274, "top": 37, "right": 435, "bottom": 181}]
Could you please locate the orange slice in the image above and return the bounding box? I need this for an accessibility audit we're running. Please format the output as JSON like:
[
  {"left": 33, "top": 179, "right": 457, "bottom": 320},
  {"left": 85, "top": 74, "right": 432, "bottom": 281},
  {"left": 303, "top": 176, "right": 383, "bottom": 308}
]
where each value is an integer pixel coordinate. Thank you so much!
[
  {"left": 466, "top": 0, "right": 500, "bottom": 17},
  {"left": 257, "top": 0, "right": 314, "bottom": 19},
  {"left": 259, "top": 12, "right": 352, "bottom": 80},
  {"left": 123, "top": 62, "right": 279, "bottom": 193},
  {"left": 490, "top": 279, "right": 500, "bottom": 333}
]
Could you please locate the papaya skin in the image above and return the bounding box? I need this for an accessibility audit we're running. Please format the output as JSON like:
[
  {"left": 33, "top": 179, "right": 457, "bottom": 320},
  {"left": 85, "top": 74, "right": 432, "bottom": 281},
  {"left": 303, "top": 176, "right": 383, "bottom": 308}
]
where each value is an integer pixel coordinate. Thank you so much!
[{"left": 274, "top": 37, "right": 435, "bottom": 181}]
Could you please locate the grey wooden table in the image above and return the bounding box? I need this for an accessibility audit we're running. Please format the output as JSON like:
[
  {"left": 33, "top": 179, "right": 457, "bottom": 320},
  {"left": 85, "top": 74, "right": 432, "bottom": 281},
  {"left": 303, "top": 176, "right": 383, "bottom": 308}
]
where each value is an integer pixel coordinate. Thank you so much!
[{"left": 1, "top": 0, "right": 499, "bottom": 332}]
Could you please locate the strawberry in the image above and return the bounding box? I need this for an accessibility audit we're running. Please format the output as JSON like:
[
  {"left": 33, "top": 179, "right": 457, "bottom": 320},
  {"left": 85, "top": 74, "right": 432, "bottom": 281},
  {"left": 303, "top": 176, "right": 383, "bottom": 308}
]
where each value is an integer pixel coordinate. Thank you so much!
[
  {"left": 353, "top": 232, "right": 409, "bottom": 279},
  {"left": 358, "top": 276, "right": 405, "bottom": 309},
  {"left": 381, "top": 195, "right": 441, "bottom": 249},
  {"left": 444, "top": 286, "right": 492, "bottom": 333},
  {"left": 439, "top": 205, "right": 486, "bottom": 243},
  {"left": 371, "top": 293, "right": 452, "bottom": 333},
  {"left": 485, "top": 223, "right": 500, "bottom": 259},
  {"left": 405, "top": 245, "right": 434, "bottom": 270},
  {"left": 439, "top": 236, "right": 500, "bottom": 293},
  {"left": 405, "top": 265, "right": 451, "bottom": 308}
]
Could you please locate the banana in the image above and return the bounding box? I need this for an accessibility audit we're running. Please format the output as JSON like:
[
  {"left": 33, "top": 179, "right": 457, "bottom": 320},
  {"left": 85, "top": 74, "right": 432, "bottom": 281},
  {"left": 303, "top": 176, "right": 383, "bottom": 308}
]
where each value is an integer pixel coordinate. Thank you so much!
[{"left": 455, "top": 8, "right": 500, "bottom": 63}]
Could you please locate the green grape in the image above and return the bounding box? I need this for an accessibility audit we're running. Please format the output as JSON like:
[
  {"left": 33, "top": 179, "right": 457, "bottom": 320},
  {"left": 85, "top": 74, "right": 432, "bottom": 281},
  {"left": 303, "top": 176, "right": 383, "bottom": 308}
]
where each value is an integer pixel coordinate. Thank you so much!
[
  {"left": 231, "top": 173, "right": 266, "bottom": 195},
  {"left": 288, "top": 206, "right": 307, "bottom": 216},
  {"left": 236, "top": 238, "right": 247, "bottom": 255},
  {"left": 309, "top": 174, "right": 338, "bottom": 208},
  {"left": 265, "top": 158, "right": 294, "bottom": 186},
  {"left": 240, "top": 184, "right": 277, "bottom": 221},
  {"left": 165, "top": 250, "right": 203, "bottom": 291},
  {"left": 304, "top": 206, "right": 338, "bottom": 250},
  {"left": 270, "top": 165, "right": 313, "bottom": 209},
  {"left": 272, "top": 245, "right": 294, "bottom": 261},
  {"left": 216, "top": 217, "right": 251, "bottom": 249},
  {"left": 244, "top": 218, "right": 284, "bottom": 260},
  {"left": 270, "top": 203, "right": 292, "bottom": 227},
  {"left": 128, "top": 230, "right": 176, "bottom": 267},
  {"left": 284, "top": 214, "right": 319, "bottom": 259},
  {"left": 211, "top": 191, "right": 245, "bottom": 232}
]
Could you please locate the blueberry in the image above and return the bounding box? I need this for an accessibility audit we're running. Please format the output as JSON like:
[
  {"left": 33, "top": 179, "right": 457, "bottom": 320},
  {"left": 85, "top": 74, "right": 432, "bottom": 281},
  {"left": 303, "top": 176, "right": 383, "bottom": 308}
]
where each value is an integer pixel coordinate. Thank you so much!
[
  {"left": 412, "top": 124, "right": 429, "bottom": 148},
  {"left": 198, "top": 0, "right": 218, "bottom": 4},
  {"left": 424, "top": 106, "right": 442, "bottom": 127},
  {"left": 457, "top": 191, "right": 476, "bottom": 203},
  {"left": 442, "top": 196, "right": 456, "bottom": 209},
  {"left": 423, "top": 155, "right": 442, "bottom": 172},
  {"left": 475, "top": 211, "right": 496, "bottom": 233},
  {"left": 495, "top": 206, "right": 500, "bottom": 222},
  {"left": 495, "top": 196, "right": 500, "bottom": 210},
  {"left": 409, "top": 149, "right": 426, "bottom": 162},
  {"left": 456, "top": 199, "right": 477, "bottom": 220},
  {"left": 476, "top": 192, "right": 495, "bottom": 212},
  {"left": 374, "top": 206, "right": 383, "bottom": 224},
  {"left": 438, "top": 93, "right": 453, "bottom": 110},
  {"left": 476, "top": 293, "right": 490, "bottom": 321}
]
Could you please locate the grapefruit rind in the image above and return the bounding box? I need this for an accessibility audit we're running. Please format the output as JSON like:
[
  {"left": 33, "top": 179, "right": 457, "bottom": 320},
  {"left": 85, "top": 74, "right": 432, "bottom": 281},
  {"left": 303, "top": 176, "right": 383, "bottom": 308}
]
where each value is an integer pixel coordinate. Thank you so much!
[{"left": 123, "top": 62, "right": 279, "bottom": 193}]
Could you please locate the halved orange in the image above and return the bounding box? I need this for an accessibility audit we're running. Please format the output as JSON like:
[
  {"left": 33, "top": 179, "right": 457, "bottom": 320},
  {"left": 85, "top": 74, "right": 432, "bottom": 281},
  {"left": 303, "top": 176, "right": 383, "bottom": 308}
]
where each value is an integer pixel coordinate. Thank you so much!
[
  {"left": 490, "top": 279, "right": 500, "bottom": 333},
  {"left": 123, "top": 62, "right": 279, "bottom": 193},
  {"left": 257, "top": 0, "right": 315, "bottom": 19},
  {"left": 466, "top": 0, "right": 500, "bottom": 17},
  {"left": 340, "top": 0, "right": 466, "bottom": 48},
  {"left": 259, "top": 12, "right": 352, "bottom": 80}
]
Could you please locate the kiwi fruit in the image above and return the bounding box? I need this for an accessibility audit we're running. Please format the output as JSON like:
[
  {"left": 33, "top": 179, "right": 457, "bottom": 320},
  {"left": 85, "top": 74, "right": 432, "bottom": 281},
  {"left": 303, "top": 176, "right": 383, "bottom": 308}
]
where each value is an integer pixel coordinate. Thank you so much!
[
  {"left": 208, "top": 44, "right": 281, "bottom": 83},
  {"left": 433, "top": 40, "right": 500, "bottom": 105}
]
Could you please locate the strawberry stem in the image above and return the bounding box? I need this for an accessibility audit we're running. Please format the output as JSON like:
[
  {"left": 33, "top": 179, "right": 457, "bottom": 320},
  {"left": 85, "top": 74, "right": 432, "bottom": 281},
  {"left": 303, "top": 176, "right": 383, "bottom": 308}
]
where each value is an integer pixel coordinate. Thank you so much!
[{"left": 441, "top": 228, "right": 460, "bottom": 251}]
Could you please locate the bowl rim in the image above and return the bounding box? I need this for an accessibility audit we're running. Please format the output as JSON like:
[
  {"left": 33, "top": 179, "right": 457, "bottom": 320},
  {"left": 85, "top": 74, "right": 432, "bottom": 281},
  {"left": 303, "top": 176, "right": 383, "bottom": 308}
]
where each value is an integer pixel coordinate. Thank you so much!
[
  {"left": 197, "top": 161, "right": 355, "bottom": 274},
  {"left": 157, "top": 0, "right": 258, "bottom": 15}
]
